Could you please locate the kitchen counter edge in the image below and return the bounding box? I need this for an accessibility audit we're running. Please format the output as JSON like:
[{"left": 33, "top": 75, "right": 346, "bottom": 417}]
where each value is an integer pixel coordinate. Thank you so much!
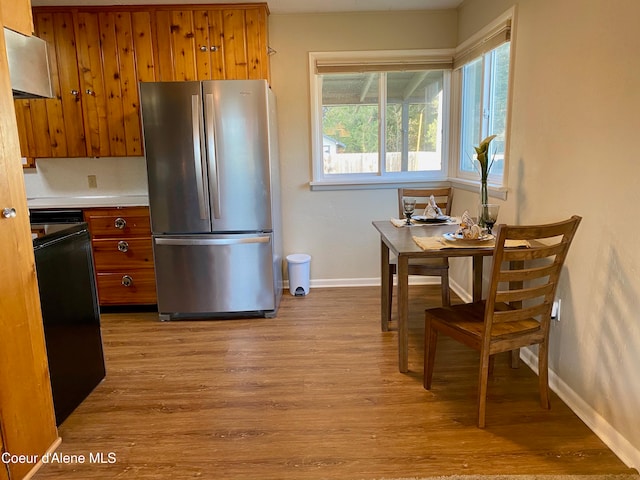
[{"left": 28, "top": 195, "right": 149, "bottom": 209}]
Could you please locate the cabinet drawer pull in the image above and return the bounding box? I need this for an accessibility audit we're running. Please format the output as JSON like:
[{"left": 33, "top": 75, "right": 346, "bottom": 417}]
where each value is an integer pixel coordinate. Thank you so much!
[
  {"left": 117, "top": 240, "right": 129, "bottom": 252},
  {"left": 114, "top": 217, "right": 127, "bottom": 229},
  {"left": 121, "top": 275, "right": 134, "bottom": 287}
]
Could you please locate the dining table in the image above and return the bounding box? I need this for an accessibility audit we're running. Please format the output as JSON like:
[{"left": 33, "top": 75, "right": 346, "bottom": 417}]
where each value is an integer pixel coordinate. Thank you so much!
[{"left": 372, "top": 219, "right": 499, "bottom": 373}]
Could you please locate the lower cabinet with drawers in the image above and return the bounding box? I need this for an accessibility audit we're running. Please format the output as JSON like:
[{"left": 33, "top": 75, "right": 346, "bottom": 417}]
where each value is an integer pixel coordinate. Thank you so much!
[{"left": 83, "top": 206, "right": 157, "bottom": 306}]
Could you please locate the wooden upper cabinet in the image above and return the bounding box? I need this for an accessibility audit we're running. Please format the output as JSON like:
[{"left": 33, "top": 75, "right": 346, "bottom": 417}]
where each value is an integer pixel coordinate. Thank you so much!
[
  {"left": 14, "top": 12, "right": 86, "bottom": 159},
  {"left": 153, "top": 5, "right": 269, "bottom": 82},
  {"left": 14, "top": 3, "right": 269, "bottom": 160},
  {"left": 76, "top": 11, "right": 154, "bottom": 157}
]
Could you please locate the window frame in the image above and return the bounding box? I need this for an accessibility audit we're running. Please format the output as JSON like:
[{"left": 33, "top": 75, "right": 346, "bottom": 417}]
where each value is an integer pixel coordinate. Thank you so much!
[
  {"left": 449, "top": 7, "right": 516, "bottom": 199},
  {"left": 309, "top": 49, "right": 454, "bottom": 190}
]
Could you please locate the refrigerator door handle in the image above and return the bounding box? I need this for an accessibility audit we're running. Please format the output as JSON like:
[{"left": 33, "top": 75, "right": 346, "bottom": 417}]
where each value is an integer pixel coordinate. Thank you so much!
[
  {"left": 205, "top": 93, "right": 221, "bottom": 219},
  {"left": 155, "top": 236, "right": 270, "bottom": 247},
  {"left": 191, "top": 94, "right": 208, "bottom": 220}
]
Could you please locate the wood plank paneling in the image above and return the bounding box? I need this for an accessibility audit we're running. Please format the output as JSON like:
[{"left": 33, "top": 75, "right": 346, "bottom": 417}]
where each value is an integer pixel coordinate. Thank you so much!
[
  {"left": 98, "top": 12, "right": 127, "bottom": 156},
  {"left": 131, "top": 11, "right": 156, "bottom": 82},
  {"left": 52, "top": 11, "right": 86, "bottom": 157},
  {"left": 76, "top": 11, "right": 110, "bottom": 157},
  {"left": 153, "top": 10, "right": 175, "bottom": 81},
  {"left": 222, "top": 9, "right": 248, "bottom": 80},
  {"left": 244, "top": 7, "right": 268, "bottom": 80},
  {"left": 114, "top": 12, "right": 143, "bottom": 156}
]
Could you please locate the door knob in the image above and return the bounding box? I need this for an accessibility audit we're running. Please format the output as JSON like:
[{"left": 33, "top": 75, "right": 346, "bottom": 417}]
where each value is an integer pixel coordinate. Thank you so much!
[
  {"left": 114, "top": 217, "right": 127, "bottom": 229},
  {"left": 2, "top": 207, "right": 17, "bottom": 219},
  {"left": 117, "top": 240, "right": 129, "bottom": 252}
]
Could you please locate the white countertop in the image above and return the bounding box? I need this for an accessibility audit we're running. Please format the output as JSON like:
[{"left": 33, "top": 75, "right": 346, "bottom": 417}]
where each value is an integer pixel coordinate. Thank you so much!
[{"left": 28, "top": 195, "right": 149, "bottom": 209}]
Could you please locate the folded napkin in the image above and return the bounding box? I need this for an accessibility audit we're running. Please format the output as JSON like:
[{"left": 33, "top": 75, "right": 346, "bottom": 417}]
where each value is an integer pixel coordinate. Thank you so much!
[
  {"left": 413, "top": 235, "right": 531, "bottom": 250},
  {"left": 391, "top": 218, "right": 412, "bottom": 227},
  {"left": 423, "top": 195, "right": 444, "bottom": 218},
  {"left": 456, "top": 210, "right": 484, "bottom": 239}
]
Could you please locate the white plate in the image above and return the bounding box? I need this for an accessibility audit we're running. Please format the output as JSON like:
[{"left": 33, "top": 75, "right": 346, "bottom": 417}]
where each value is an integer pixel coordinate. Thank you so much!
[
  {"left": 443, "top": 232, "right": 494, "bottom": 243},
  {"left": 412, "top": 215, "right": 450, "bottom": 223}
]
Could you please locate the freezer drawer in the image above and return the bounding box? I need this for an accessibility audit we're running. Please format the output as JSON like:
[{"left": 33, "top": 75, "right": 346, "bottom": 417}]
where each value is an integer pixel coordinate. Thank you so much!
[{"left": 153, "top": 233, "right": 276, "bottom": 318}]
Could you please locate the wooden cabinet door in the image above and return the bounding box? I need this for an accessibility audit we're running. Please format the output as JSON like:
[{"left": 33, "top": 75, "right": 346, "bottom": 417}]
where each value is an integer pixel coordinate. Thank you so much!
[
  {"left": 222, "top": 7, "right": 269, "bottom": 81},
  {"left": 153, "top": 6, "right": 269, "bottom": 82},
  {"left": 154, "top": 9, "right": 198, "bottom": 81},
  {"left": 14, "top": 11, "right": 86, "bottom": 158},
  {"left": 75, "top": 11, "right": 151, "bottom": 157}
]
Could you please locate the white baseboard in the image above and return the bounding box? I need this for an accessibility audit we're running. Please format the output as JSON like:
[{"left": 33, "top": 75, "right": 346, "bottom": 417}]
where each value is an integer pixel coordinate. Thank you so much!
[
  {"left": 286, "top": 276, "right": 469, "bottom": 290},
  {"left": 520, "top": 348, "right": 639, "bottom": 472}
]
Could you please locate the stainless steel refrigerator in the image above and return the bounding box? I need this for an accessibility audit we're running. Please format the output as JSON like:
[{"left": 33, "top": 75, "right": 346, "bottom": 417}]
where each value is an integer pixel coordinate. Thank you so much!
[{"left": 139, "top": 79, "right": 282, "bottom": 320}]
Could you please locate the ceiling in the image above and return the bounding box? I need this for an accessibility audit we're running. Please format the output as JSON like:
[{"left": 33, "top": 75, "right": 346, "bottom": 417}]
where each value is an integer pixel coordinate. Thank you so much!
[{"left": 30, "top": 0, "right": 464, "bottom": 13}]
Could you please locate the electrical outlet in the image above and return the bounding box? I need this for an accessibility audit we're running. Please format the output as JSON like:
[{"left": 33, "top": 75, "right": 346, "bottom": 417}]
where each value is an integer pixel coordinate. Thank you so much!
[
  {"left": 551, "top": 299, "right": 562, "bottom": 321},
  {"left": 88, "top": 175, "right": 98, "bottom": 189}
]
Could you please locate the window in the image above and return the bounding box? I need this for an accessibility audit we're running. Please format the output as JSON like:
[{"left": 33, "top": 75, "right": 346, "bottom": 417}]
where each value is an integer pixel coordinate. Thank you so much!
[
  {"left": 309, "top": 50, "right": 453, "bottom": 187},
  {"left": 454, "top": 13, "right": 513, "bottom": 187}
]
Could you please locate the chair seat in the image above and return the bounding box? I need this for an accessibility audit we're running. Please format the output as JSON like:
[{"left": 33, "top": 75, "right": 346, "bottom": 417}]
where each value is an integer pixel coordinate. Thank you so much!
[{"left": 426, "top": 301, "right": 541, "bottom": 340}]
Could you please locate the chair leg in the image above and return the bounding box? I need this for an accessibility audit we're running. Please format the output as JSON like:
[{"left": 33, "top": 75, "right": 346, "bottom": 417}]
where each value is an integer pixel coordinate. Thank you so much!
[
  {"left": 423, "top": 319, "right": 438, "bottom": 389},
  {"left": 538, "top": 341, "right": 551, "bottom": 409},
  {"left": 441, "top": 269, "right": 451, "bottom": 306},
  {"left": 477, "top": 349, "right": 491, "bottom": 428}
]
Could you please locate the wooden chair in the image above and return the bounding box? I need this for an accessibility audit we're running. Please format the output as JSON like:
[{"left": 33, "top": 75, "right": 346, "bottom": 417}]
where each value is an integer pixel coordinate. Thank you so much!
[
  {"left": 388, "top": 188, "right": 454, "bottom": 320},
  {"left": 423, "top": 215, "right": 581, "bottom": 428}
]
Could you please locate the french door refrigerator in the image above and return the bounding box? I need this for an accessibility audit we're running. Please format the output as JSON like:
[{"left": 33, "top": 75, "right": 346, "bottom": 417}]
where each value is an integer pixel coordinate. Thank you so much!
[{"left": 139, "top": 79, "right": 282, "bottom": 320}]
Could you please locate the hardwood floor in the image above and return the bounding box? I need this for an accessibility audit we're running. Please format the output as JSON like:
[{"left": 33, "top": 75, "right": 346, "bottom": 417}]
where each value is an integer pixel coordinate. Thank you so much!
[{"left": 33, "top": 286, "right": 633, "bottom": 479}]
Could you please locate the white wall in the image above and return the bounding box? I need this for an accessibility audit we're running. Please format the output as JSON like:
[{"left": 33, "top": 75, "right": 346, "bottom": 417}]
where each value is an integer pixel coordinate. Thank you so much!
[
  {"left": 269, "top": 10, "right": 457, "bottom": 284},
  {"left": 456, "top": 0, "right": 640, "bottom": 470}
]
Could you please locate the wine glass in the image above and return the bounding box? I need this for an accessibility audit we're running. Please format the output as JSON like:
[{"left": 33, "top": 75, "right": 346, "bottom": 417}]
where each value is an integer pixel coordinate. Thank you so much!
[
  {"left": 479, "top": 203, "right": 500, "bottom": 235},
  {"left": 402, "top": 198, "right": 416, "bottom": 225}
]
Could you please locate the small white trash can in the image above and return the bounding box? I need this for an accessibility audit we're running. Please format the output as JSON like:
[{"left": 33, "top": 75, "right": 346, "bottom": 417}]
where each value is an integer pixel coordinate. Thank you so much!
[{"left": 286, "top": 254, "right": 311, "bottom": 296}]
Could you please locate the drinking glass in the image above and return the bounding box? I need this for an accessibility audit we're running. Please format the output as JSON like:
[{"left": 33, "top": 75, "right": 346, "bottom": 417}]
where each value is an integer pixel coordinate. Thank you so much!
[
  {"left": 403, "top": 198, "right": 416, "bottom": 225},
  {"left": 479, "top": 203, "right": 500, "bottom": 235}
]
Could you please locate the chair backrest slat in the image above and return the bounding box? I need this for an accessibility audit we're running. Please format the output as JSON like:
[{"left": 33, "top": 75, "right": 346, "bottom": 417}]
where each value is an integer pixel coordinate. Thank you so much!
[
  {"left": 484, "top": 215, "right": 581, "bottom": 336},
  {"left": 493, "top": 302, "right": 552, "bottom": 324},
  {"left": 499, "top": 263, "right": 557, "bottom": 283}
]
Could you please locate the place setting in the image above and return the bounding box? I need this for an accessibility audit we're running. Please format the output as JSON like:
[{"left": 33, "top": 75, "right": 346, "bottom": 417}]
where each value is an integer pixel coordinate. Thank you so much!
[
  {"left": 390, "top": 195, "right": 460, "bottom": 228},
  {"left": 411, "top": 204, "right": 529, "bottom": 250}
]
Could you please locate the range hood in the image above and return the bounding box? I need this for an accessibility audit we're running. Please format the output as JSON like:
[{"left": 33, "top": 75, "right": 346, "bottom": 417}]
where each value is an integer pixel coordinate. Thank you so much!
[{"left": 5, "top": 28, "right": 54, "bottom": 99}]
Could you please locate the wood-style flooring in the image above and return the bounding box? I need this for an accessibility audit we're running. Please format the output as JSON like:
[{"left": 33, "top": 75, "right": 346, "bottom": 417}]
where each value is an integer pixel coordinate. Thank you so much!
[{"left": 32, "top": 286, "right": 634, "bottom": 479}]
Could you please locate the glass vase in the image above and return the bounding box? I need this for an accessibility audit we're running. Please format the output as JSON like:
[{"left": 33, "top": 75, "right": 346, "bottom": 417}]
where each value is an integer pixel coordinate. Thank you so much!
[{"left": 479, "top": 180, "right": 489, "bottom": 226}]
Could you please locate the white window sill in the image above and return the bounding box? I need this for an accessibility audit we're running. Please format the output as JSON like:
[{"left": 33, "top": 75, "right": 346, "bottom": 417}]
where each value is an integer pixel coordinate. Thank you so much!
[
  {"left": 309, "top": 178, "right": 450, "bottom": 191},
  {"left": 449, "top": 177, "right": 508, "bottom": 200}
]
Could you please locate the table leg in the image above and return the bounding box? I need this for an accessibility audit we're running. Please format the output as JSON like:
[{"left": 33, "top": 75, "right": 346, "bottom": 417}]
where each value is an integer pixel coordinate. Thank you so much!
[
  {"left": 380, "top": 240, "right": 390, "bottom": 332},
  {"left": 397, "top": 255, "right": 409, "bottom": 373},
  {"left": 472, "top": 255, "right": 484, "bottom": 302}
]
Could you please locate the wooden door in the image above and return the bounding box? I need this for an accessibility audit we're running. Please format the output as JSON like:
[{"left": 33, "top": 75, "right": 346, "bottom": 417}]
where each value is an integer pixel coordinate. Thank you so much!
[
  {"left": 14, "top": 11, "right": 86, "bottom": 158},
  {"left": 0, "top": 25, "right": 59, "bottom": 480},
  {"left": 0, "top": 427, "right": 8, "bottom": 480},
  {"left": 0, "top": 0, "right": 33, "bottom": 35}
]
